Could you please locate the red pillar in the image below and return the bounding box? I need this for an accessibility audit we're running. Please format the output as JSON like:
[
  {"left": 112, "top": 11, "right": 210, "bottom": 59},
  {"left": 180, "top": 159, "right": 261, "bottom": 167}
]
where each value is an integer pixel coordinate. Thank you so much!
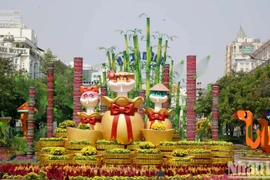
[
  {"left": 100, "top": 86, "right": 108, "bottom": 113},
  {"left": 73, "top": 57, "right": 83, "bottom": 126},
  {"left": 212, "top": 83, "right": 219, "bottom": 140},
  {"left": 27, "top": 87, "right": 35, "bottom": 159},
  {"left": 162, "top": 64, "right": 170, "bottom": 109},
  {"left": 47, "top": 62, "right": 54, "bottom": 137},
  {"left": 186, "top": 55, "right": 196, "bottom": 141}
]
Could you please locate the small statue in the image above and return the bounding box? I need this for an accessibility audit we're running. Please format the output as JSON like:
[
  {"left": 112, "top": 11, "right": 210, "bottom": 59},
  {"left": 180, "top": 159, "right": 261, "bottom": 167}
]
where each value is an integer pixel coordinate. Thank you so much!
[
  {"left": 78, "top": 85, "right": 103, "bottom": 131},
  {"left": 101, "top": 70, "right": 144, "bottom": 144},
  {"left": 145, "top": 83, "right": 172, "bottom": 129}
]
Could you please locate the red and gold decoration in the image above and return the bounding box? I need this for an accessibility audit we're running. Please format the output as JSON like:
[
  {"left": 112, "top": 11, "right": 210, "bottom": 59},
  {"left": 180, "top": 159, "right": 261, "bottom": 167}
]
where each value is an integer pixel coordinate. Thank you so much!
[
  {"left": 16, "top": 102, "right": 37, "bottom": 138},
  {"left": 101, "top": 96, "right": 144, "bottom": 144}
]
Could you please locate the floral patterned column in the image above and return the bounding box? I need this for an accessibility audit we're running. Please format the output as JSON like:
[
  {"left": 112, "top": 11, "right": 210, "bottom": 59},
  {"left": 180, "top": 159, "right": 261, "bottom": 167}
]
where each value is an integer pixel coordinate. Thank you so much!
[
  {"left": 186, "top": 55, "right": 196, "bottom": 141},
  {"left": 26, "top": 87, "right": 35, "bottom": 159},
  {"left": 162, "top": 64, "right": 170, "bottom": 109},
  {"left": 100, "top": 86, "right": 107, "bottom": 113},
  {"left": 47, "top": 62, "right": 54, "bottom": 137},
  {"left": 212, "top": 83, "right": 219, "bottom": 140},
  {"left": 73, "top": 57, "right": 83, "bottom": 126}
]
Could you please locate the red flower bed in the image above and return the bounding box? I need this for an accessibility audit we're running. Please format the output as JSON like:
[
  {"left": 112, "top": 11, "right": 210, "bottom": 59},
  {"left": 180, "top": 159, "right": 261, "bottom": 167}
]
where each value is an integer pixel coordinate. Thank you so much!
[{"left": 0, "top": 163, "right": 228, "bottom": 179}]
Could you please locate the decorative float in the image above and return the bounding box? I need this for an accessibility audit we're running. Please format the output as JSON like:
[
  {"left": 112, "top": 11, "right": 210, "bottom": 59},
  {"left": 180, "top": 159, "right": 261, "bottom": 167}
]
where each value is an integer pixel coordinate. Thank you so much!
[
  {"left": 101, "top": 70, "right": 144, "bottom": 144},
  {"left": 66, "top": 85, "right": 102, "bottom": 144}
]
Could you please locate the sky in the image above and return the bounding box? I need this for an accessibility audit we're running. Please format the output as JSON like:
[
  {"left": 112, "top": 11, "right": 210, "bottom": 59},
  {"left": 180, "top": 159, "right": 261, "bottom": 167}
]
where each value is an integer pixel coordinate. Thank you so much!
[{"left": 2, "top": 0, "right": 270, "bottom": 87}]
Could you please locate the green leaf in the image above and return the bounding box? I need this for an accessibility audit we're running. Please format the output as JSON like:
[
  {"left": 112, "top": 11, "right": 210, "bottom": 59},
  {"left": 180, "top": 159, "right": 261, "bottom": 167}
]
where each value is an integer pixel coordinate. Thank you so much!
[
  {"left": 207, "top": 84, "right": 212, "bottom": 90},
  {"left": 248, "top": 125, "right": 251, "bottom": 138},
  {"left": 0, "top": 122, "right": 3, "bottom": 126},
  {"left": 193, "top": 105, "right": 198, "bottom": 110},
  {"left": 207, "top": 55, "right": 211, "bottom": 60},
  {"left": 194, "top": 75, "right": 197, "bottom": 80},
  {"left": 180, "top": 60, "right": 184, "bottom": 64}
]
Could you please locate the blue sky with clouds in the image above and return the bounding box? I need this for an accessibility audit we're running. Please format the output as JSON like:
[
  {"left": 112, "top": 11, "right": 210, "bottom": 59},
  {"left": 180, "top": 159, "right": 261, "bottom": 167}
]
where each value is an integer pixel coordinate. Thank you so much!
[{"left": 3, "top": 0, "right": 270, "bottom": 86}]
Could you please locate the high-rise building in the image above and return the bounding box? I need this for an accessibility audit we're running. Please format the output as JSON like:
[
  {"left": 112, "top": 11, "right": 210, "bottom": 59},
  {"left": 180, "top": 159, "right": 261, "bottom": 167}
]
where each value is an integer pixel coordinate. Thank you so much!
[
  {"left": 225, "top": 26, "right": 262, "bottom": 76},
  {"left": 0, "top": 10, "right": 44, "bottom": 79},
  {"left": 248, "top": 38, "right": 270, "bottom": 73}
]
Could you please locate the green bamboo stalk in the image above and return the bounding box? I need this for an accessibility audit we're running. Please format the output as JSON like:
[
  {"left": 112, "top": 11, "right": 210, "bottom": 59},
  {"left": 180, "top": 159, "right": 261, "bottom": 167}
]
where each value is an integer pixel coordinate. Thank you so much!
[
  {"left": 123, "top": 51, "right": 127, "bottom": 71},
  {"left": 175, "top": 81, "right": 180, "bottom": 130},
  {"left": 98, "top": 75, "right": 102, "bottom": 87},
  {"left": 145, "top": 17, "right": 151, "bottom": 108},
  {"left": 169, "top": 60, "right": 174, "bottom": 109},
  {"left": 124, "top": 34, "right": 130, "bottom": 72},
  {"left": 133, "top": 35, "right": 141, "bottom": 97},
  {"left": 112, "top": 53, "right": 116, "bottom": 72},
  {"left": 111, "top": 53, "right": 116, "bottom": 98},
  {"left": 161, "top": 40, "right": 168, "bottom": 82},
  {"left": 154, "top": 38, "right": 162, "bottom": 84},
  {"left": 106, "top": 51, "right": 112, "bottom": 70},
  {"left": 120, "top": 64, "right": 123, "bottom": 71}
]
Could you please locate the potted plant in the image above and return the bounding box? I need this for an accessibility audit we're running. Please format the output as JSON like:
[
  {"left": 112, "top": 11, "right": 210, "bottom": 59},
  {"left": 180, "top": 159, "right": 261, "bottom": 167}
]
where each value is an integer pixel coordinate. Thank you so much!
[{"left": 141, "top": 122, "right": 174, "bottom": 145}]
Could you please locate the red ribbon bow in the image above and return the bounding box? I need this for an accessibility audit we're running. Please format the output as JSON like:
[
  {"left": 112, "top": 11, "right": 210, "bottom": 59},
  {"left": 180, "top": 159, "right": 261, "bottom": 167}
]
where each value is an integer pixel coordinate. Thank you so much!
[
  {"left": 81, "top": 117, "right": 101, "bottom": 130},
  {"left": 80, "top": 85, "right": 99, "bottom": 93},
  {"left": 148, "top": 112, "right": 167, "bottom": 128},
  {"left": 110, "top": 103, "right": 136, "bottom": 142}
]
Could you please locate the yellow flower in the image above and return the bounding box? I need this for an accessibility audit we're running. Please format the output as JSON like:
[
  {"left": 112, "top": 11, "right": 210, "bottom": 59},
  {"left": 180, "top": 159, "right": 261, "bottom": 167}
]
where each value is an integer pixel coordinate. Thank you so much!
[
  {"left": 151, "top": 122, "right": 166, "bottom": 131},
  {"left": 81, "top": 146, "right": 97, "bottom": 156}
]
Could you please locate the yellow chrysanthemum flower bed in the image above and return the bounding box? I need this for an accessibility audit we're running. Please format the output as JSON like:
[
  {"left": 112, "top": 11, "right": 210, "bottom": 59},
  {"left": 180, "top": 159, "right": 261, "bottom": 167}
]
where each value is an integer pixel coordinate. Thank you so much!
[
  {"left": 74, "top": 156, "right": 96, "bottom": 161},
  {"left": 78, "top": 124, "right": 90, "bottom": 130},
  {"left": 39, "top": 137, "right": 64, "bottom": 141},
  {"left": 151, "top": 122, "right": 166, "bottom": 131},
  {"left": 96, "top": 139, "right": 120, "bottom": 145},
  {"left": 138, "top": 141, "right": 155, "bottom": 149},
  {"left": 54, "top": 128, "right": 67, "bottom": 133},
  {"left": 81, "top": 146, "right": 97, "bottom": 156},
  {"left": 41, "top": 147, "right": 53, "bottom": 153},
  {"left": 104, "top": 148, "right": 131, "bottom": 154},
  {"left": 187, "top": 149, "right": 211, "bottom": 154},
  {"left": 50, "top": 147, "right": 66, "bottom": 155},
  {"left": 137, "top": 149, "right": 160, "bottom": 154},
  {"left": 172, "top": 149, "right": 188, "bottom": 157},
  {"left": 69, "top": 140, "right": 91, "bottom": 145},
  {"left": 59, "top": 120, "right": 76, "bottom": 128},
  {"left": 48, "top": 155, "right": 69, "bottom": 160}
]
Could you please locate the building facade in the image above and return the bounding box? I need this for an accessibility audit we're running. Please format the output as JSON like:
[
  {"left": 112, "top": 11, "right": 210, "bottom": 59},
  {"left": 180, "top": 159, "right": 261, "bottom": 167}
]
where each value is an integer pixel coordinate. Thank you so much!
[
  {"left": 0, "top": 10, "right": 44, "bottom": 79},
  {"left": 225, "top": 26, "right": 262, "bottom": 75},
  {"left": 249, "top": 38, "right": 270, "bottom": 71}
]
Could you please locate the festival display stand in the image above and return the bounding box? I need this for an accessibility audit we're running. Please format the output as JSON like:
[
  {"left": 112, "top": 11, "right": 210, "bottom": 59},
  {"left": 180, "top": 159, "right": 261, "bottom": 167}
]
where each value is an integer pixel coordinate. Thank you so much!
[
  {"left": 103, "top": 148, "right": 132, "bottom": 165},
  {"left": 65, "top": 140, "right": 91, "bottom": 155},
  {"left": 157, "top": 141, "right": 178, "bottom": 156},
  {"left": 96, "top": 140, "right": 125, "bottom": 155},
  {"left": 209, "top": 145, "right": 234, "bottom": 164},
  {"left": 133, "top": 142, "right": 163, "bottom": 165},
  {"left": 188, "top": 149, "right": 212, "bottom": 165},
  {"left": 40, "top": 147, "right": 71, "bottom": 165},
  {"left": 72, "top": 146, "right": 101, "bottom": 165},
  {"left": 37, "top": 137, "right": 66, "bottom": 162},
  {"left": 166, "top": 149, "right": 194, "bottom": 166}
]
